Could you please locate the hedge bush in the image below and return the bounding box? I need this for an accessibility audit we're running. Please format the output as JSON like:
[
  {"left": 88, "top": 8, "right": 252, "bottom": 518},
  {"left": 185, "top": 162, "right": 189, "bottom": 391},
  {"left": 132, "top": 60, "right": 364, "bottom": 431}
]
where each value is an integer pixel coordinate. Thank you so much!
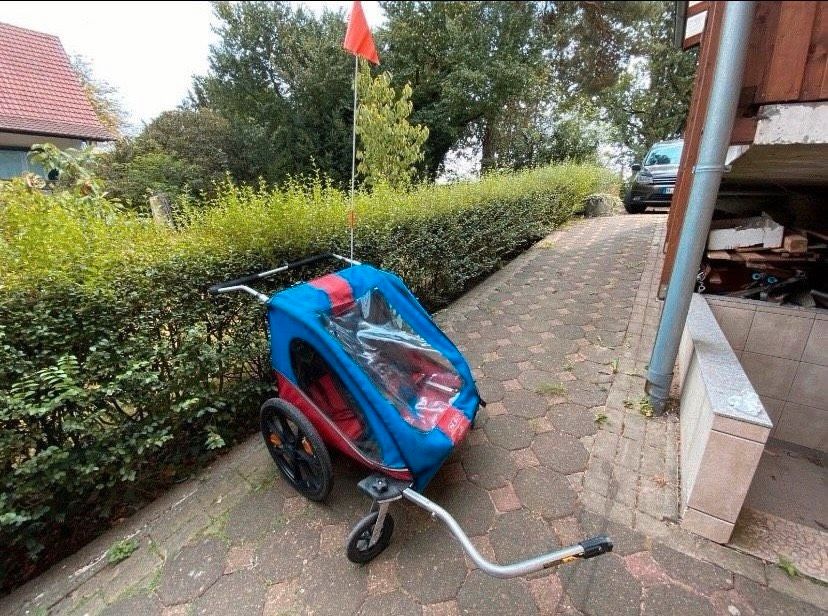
[{"left": 0, "top": 164, "right": 612, "bottom": 589}]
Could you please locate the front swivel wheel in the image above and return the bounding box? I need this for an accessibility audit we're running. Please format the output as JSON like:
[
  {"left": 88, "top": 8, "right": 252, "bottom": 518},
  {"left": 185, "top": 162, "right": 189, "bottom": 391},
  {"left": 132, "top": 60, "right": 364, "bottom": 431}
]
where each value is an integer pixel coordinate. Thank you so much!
[{"left": 346, "top": 511, "right": 395, "bottom": 564}]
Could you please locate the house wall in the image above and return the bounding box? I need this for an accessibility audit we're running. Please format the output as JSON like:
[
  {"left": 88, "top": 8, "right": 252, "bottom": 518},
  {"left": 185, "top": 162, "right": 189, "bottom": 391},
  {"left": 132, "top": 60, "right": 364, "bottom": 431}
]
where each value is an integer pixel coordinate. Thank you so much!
[
  {"left": 706, "top": 296, "right": 828, "bottom": 452},
  {"left": 0, "top": 131, "right": 83, "bottom": 150}
]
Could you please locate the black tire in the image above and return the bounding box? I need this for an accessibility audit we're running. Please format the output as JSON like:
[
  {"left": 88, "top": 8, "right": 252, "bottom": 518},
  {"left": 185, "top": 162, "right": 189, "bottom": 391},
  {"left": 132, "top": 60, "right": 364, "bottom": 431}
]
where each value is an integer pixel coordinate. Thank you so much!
[
  {"left": 624, "top": 201, "right": 646, "bottom": 214},
  {"left": 346, "top": 511, "right": 395, "bottom": 564},
  {"left": 261, "top": 398, "right": 333, "bottom": 502}
]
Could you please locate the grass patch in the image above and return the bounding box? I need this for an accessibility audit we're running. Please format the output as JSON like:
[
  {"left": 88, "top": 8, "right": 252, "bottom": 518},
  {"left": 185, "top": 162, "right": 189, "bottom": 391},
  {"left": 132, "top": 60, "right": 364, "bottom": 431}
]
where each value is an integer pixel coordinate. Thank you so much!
[
  {"left": 536, "top": 382, "right": 567, "bottom": 397},
  {"left": 106, "top": 538, "right": 139, "bottom": 565},
  {"left": 777, "top": 555, "right": 799, "bottom": 578},
  {"left": 623, "top": 396, "right": 654, "bottom": 418},
  {"left": 594, "top": 412, "right": 608, "bottom": 426}
]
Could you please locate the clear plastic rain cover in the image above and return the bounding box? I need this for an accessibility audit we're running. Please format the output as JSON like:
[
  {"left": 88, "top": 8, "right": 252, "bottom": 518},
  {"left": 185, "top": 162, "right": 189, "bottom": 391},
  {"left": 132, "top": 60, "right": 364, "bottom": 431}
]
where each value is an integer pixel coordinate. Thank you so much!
[{"left": 322, "top": 288, "right": 463, "bottom": 432}]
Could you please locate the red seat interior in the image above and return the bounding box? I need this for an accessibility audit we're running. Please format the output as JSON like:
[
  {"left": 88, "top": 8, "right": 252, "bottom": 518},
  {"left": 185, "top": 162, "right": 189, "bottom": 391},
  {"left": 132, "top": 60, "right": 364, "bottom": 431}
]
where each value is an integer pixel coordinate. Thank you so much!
[{"left": 307, "top": 373, "right": 364, "bottom": 441}]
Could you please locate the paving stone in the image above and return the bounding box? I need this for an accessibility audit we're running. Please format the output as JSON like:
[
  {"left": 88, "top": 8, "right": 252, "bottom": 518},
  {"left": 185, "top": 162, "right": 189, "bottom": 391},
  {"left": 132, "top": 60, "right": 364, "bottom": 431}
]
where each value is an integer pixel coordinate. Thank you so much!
[
  {"left": 528, "top": 573, "right": 563, "bottom": 614},
  {"left": 225, "top": 488, "right": 285, "bottom": 544},
  {"left": 651, "top": 543, "right": 732, "bottom": 593},
  {"left": 477, "top": 378, "right": 505, "bottom": 403},
  {"left": 547, "top": 403, "right": 599, "bottom": 438},
  {"left": 503, "top": 389, "right": 550, "bottom": 419},
  {"left": 484, "top": 415, "right": 534, "bottom": 450},
  {"left": 224, "top": 546, "right": 256, "bottom": 573},
  {"left": 457, "top": 570, "right": 538, "bottom": 616},
  {"left": 519, "top": 369, "right": 560, "bottom": 392},
  {"left": 513, "top": 467, "right": 577, "bottom": 520},
  {"left": 397, "top": 527, "right": 467, "bottom": 604},
  {"left": 733, "top": 575, "right": 825, "bottom": 616},
  {"left": 427, "top": 480, "right": 496, "bottom": 537},
  {"left": 489, "top": 484, "right": 522, "bottom": 513},
  {"left": 532, "top": 430, "right": 589, "bottom": 475},
  {"left": 489, "top": 509, "right": 559, "bottom": 564},
  {"left": 100, "top": 592, "right": 164, "bottom": 616},
  {"left": 157, "top": 538, "right": 227, "bottom": 606},
  {"left": 623, "top": 551, "right": 671, "bottom": 589},
  {"left": 481, "top": 358, "right": 520, "bottom": 381},
  {"left": 358, "top": 590, "right": 421, "bottom": 616},
  {"left": 255, "top": 517, "right": 321, "bottom": 583},
  {"left": 423, "top": 599, "right": 460, "bottom": 616},
  {"left": 460, "top": 443, "right": 517, "bottom": 490},
  {"left": 643, "top": 583, "right": 715, "bottom": 616},
  {"left": 262, "top": 578, "right": 301, "bottom": 615},
  {"left": 566, "top": 384, "right": 610, "bottom": 408},
  {"left": 559, "top": 553, "right": 642, "bottom": 616},
  {"left": 512, "top": 447, "right": 541, "bottom": 469},
  {"left": 194, "top": 570, "right": 265, "bottom": 616},
  {"left": 299, "top": 552, "right": 368, "bottom": 616}
]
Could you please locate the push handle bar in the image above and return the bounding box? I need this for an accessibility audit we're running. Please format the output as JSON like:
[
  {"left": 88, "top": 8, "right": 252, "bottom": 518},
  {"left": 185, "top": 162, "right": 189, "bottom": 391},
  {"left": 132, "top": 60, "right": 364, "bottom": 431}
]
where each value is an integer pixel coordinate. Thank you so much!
[{"left": 208, "top": 253, "right": 360, "bottom": 299}]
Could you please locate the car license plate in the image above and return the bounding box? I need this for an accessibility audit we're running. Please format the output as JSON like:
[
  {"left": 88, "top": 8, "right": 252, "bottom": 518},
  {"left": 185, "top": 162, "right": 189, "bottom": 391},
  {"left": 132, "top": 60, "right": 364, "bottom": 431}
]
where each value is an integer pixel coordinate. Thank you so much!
[{"left": 662, "top": 186, "right": 674, "bottom": 194}]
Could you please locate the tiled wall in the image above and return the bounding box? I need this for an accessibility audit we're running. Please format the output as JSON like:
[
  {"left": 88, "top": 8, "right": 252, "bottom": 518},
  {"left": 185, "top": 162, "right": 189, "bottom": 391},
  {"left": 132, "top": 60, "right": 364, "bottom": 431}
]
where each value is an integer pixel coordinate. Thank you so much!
[{"left": 705, "top": 296, "right": 827, "bottom": 452}]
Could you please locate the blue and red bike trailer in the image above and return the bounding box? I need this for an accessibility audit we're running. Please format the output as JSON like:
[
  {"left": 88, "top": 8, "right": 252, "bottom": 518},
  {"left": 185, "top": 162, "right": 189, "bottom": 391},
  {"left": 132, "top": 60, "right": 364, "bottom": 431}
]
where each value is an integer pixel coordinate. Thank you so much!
[{"left": 210, "top": 253, "right": 611, "bottom": 575}]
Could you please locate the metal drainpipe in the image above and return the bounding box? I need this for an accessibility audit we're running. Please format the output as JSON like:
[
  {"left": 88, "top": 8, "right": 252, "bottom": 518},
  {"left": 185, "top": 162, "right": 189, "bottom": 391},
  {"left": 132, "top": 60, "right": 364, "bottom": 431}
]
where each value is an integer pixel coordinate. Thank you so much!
[{"left": 646, "top": 1, "right": 756, "bottom": 414}]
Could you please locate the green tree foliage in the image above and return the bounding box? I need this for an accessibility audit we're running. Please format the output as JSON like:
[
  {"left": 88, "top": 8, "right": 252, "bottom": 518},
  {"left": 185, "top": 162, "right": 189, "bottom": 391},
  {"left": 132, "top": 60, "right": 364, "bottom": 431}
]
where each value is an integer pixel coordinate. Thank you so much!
[
  {"left": 192, "top": 1, "right": 355, "bottom": 185},
  {"left": 600, "top": 3, "right": 697, "bottom": 163},
  {"left": 380, "top": 1, "right": 547, "bottom": 174},
  {"left": 70, "top": 55, "right": 127, "bottom": 137},
  {"left": 98, "top": 108, "right": 242, "bottom": 207},
  {"left": 356, "top": 61, "right": 429, "bottom": 189},
  {"left": 27, "top": 143, "right": 114, "bottom": 211}
]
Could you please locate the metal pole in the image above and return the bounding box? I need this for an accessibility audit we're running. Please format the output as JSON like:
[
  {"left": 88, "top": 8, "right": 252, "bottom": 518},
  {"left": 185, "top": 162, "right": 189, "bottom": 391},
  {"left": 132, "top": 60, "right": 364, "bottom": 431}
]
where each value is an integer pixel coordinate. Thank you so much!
[
  {"left": 349, "top": 55, "right": 358, "bottom": 260},
  {"left": 646, "top": 1, "right": 756, "bottom": 413}
]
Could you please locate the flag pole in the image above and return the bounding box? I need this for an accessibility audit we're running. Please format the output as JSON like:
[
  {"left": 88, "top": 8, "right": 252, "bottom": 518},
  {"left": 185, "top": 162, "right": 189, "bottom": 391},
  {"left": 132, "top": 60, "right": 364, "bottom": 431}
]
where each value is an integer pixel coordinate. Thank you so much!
[{"left": 349, "top": 55, "right": 358, "bottom": 260}]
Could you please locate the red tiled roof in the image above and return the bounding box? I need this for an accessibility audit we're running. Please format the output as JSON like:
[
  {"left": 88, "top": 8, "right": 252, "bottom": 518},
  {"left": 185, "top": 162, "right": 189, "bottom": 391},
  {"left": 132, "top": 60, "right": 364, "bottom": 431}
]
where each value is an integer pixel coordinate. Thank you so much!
[{"left": 0, "top": 21, "right": 114, "bottom": 141}]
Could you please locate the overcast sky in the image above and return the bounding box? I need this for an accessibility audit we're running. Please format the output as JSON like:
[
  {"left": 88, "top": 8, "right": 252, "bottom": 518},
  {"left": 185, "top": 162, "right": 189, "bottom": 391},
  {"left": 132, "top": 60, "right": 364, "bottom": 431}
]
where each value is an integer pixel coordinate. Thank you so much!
[{"left": 0, "top": 1, "right": 385, "bottom": 130}]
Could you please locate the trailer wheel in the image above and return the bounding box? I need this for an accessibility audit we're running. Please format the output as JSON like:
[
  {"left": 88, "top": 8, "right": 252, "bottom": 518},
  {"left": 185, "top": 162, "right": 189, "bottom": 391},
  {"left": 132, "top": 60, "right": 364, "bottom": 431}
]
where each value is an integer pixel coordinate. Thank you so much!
[
  {"left": 346, "top": 511, "right": 395, "bottom": 564},
  {"left": 261, "top": 398, "right": 333, "bottom": 502}
]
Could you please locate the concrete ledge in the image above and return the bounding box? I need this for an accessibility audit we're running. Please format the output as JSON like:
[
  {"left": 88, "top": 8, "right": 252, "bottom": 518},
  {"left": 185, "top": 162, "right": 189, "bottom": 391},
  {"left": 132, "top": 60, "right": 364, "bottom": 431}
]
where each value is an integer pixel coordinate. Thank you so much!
[{"left": 677, "top": 294, "right": 772, "bottom": 543}]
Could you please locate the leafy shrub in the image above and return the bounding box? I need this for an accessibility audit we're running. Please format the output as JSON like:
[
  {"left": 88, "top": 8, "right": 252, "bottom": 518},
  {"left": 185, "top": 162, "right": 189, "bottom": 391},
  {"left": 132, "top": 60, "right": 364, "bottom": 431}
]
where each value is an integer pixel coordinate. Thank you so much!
[{"left": 0, "top": 164, "right": 611, "bottom": 589}]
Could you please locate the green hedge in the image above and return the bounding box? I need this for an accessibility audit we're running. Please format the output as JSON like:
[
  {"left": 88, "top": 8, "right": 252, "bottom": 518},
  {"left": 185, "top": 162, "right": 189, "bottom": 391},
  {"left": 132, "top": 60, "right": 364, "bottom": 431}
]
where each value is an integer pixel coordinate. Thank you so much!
[{"left": 0, "top": 164, "right": 611, "bottom": 589}]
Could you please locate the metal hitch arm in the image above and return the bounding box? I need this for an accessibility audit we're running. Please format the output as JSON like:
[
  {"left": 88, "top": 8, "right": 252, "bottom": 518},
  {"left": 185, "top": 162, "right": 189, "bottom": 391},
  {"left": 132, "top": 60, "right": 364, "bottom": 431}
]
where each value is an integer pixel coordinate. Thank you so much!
[{"left": 402, "top": 488, "right": 612, "bottom": 578}]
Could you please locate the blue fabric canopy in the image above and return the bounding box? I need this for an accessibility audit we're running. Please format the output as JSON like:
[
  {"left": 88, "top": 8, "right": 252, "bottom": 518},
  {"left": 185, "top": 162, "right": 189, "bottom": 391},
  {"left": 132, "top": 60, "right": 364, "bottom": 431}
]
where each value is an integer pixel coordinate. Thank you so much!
[{"left": 267, "top": 264, "right": 480, "bottom": 490}]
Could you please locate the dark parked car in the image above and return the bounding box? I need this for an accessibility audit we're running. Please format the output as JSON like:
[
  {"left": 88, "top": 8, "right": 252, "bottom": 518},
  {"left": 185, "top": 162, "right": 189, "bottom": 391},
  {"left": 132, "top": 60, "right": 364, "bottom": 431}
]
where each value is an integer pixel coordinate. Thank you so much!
[{"left": 624, "top": 139, "right": 683, "bottom": 214}]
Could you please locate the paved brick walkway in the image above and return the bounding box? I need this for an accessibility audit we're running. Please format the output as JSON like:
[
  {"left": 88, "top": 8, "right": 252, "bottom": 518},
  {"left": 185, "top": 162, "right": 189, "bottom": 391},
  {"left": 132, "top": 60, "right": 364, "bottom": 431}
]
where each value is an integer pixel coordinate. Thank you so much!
[{"left": 4, "top": 215, "right": 827, "bottom": 615}]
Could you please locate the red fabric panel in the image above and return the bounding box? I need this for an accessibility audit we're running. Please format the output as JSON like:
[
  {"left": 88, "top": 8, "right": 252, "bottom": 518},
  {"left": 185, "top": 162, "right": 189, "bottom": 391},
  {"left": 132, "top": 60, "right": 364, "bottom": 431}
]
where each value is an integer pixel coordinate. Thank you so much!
[
  {"left": 275, "top": 372, "right": 413, "bottom": 481},
  {"left": 436, "top": 406, "right": 471, "bottom": 445},
  {"left": 309, "top": 274, "right": 354, "bottom": 315},
  {"left": 307, "top": 373, "right": 363, "bottom": 440}
]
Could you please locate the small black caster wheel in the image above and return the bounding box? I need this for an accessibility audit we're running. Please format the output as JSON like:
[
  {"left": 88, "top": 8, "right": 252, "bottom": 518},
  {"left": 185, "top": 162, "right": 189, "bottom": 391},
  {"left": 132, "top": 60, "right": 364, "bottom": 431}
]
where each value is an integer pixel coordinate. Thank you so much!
[
  {"left": 261, "top": 398, "right": 333, "bottom": 501},
  {"left": 346, "top": 511, "right": 395, "bottom": 564}
]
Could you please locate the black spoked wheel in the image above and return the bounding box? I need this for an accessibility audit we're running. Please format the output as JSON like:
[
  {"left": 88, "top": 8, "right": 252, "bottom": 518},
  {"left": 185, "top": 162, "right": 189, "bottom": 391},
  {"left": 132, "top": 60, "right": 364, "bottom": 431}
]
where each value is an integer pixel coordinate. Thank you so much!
[
  {"left": 260, "top": 398, "right": 333, "bottom": 502},
  {"left": 346, "top": 511, "right": 395, "bottom": 564}
]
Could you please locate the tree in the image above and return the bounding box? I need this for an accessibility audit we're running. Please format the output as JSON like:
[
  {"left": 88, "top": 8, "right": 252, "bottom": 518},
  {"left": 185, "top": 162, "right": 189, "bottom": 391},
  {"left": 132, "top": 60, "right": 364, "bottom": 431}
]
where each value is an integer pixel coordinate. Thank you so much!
[
  {"left": 98, "top": 108, "right": 242, "bottom": 206},
  {"left": 378, "top": 1, "right": 670, "bottom": 175},
  {"left": 192, "top": 1, "right": 355, "bottom": 186},
  {"left": 599, "top": 2, "right": 697, "bottom": 164},
  {"left": 379, "top": 1, "right": 546, "bottom": 175},
  {"left": 356, "top": 61, "right": 429, "bottom": 189},
  {"left": 71, "top": 56, "right": 128, "bottom": 136}
]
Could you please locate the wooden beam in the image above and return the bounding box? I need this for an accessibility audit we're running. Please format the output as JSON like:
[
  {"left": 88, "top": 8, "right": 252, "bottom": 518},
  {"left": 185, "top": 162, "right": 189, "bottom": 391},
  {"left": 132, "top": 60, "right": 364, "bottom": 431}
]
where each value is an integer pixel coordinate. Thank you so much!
[
  {"left": 759, "top": 1, "right": 818, "bottom": 102},
  {"left": 659, "top": 1, "right": 725, "bottom": 296},
  {"left": 802, "top": 2, "right": 828, "bottom": 100}
]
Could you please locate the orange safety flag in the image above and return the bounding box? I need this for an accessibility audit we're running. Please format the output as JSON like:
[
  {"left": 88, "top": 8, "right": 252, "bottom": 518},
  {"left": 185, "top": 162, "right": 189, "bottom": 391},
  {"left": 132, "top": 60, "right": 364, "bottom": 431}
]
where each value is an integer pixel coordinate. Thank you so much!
[{"left": 342, "top": 1, "right": 379, "bottom": 65}]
